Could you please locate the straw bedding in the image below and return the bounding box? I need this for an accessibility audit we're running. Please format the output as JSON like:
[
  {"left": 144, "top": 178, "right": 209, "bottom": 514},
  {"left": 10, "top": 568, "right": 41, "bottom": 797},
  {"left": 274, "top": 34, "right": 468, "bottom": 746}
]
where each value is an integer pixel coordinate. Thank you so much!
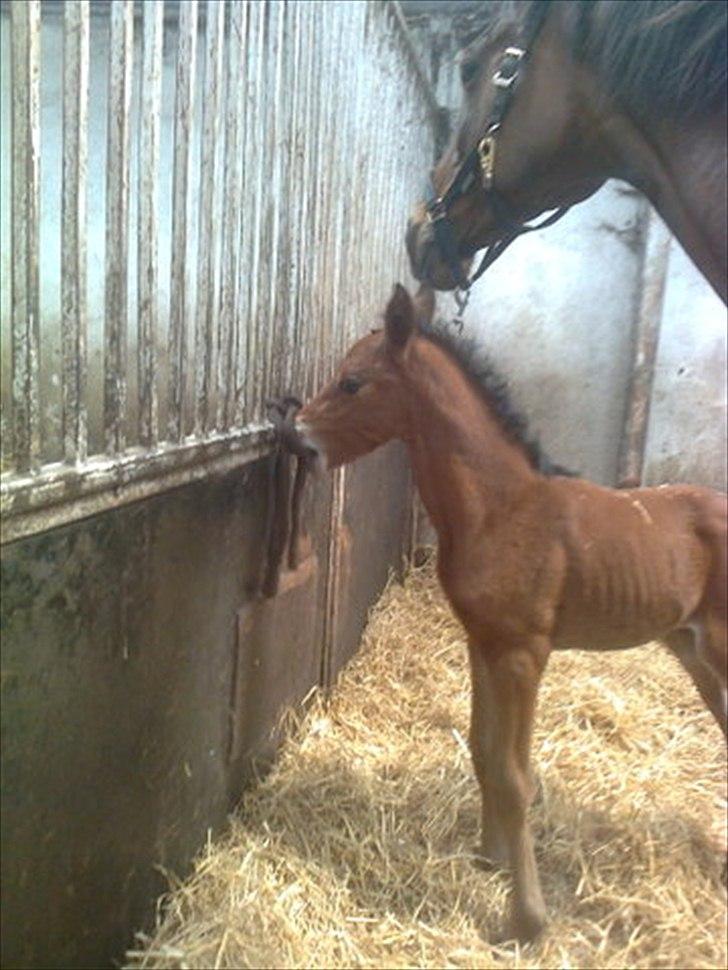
[{"left": 127, "top": 557, "right": 727, "bottom": 970}]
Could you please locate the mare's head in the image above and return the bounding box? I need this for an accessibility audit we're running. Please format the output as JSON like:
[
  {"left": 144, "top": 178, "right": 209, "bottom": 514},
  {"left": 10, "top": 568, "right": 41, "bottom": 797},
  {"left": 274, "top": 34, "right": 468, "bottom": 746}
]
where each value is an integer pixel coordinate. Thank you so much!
[
  {"left": 406, "top": 1, "right": 607, "bottom": 290},
  {"left": 407, "top": 0, "right": 727, "bottom": 291},
  {"left": 296, "top": 286, "right": 433, "bottom": 468}
]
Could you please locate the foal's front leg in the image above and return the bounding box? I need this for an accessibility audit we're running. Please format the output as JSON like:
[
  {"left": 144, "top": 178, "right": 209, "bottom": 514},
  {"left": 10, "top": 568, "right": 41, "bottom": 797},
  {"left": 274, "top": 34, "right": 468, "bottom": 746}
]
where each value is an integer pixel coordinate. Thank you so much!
[
  {"left": 468, "top": 641, "right": 508, "bottom": 866},
  {"left": 468, "top": 637, "right": 550, "bottom": 943}
]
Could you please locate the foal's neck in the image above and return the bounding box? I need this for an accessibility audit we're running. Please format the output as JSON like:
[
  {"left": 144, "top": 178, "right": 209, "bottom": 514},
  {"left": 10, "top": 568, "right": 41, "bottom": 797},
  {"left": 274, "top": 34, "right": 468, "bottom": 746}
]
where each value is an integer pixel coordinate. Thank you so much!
[{"left": 404, "top": 338, "right": 537, "bottom": 549}]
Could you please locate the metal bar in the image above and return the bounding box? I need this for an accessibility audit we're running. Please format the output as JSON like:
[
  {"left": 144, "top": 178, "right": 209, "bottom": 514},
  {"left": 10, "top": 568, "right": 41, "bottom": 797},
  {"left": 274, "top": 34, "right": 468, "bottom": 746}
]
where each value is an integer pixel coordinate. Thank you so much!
[
  {"left": 302, "top": 0, "right": 326, "bottom": 401},
  {"left": 61, "top": 1, "right": 90, "bottom": 466},
  {"left": 1, "top": 426, "right": 272, "bottom": 546},
  {"left": 194, "top": 0, "right": 224, "bottom": 437},
  {"left": 10, "top": 0, "right": 41, "bottom": 474},
  {"left": 137, "top": 0, "right": 163, "bottom": 449},
  {"left": 321, "top": 464, "right": 347, "bottom": 688},
  {"left": 278, "top": 0, "right": 301, "bottom": 395},
  {"left": 328, "top": 6, "right": 346, "bottom": 362},
  {"left": 311, "top": 1, "right": 337, "bottom": 397},
  {"left": 335, "top": 5, "right": 360, "bottom": 357},
  {"left": 238, "top": 0, "right": 267, "bottom": 427},
  {"left": 617, "top": 208, "right": 671, "bottom": 487},
  {"left": 287, "top": 0, "right": 311, "bottom": 394},
  {"left": 244, "top": 0, "right": 273, "bottom": 421},
  {"left": 104, "top": 0, "right": 134, "bottom": 455},
  {"left": 167, "top": 0, "right": 198, "bottom": 443},
  {"left": 260, "top": 0, "right": 286, "bottom": 409},
  {"left": 218, "top": 0, "right": 247, "bottom": 430}
]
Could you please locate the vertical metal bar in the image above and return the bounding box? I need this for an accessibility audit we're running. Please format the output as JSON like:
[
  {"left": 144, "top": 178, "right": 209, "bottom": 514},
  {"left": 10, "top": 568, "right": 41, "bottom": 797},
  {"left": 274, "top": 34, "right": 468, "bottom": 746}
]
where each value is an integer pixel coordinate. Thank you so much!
[
  {"left": 168, "top": 0, "right": 198, "bottom": 444},
  {"left": 62, "top": 0, "right": 89, "bottom": 466},
  {"left": 233, "top": 0, "right": 255, "bottom": 427},
  {"left": 287, "top": 0, "right": 311, "bottom": 394},
  {"left": 10, "top": 0, "right": 41, "bottom": 474},
  {"left": 311, "top": 1, "right": 336, "bottom": 396},
  {"left": 279, "top": 0, "right": 301, "bottom": 394},
  {"left": 617, "top": 208, "right": 671, "bottom": 487},
  {"left": 336, "top": 6, "right": 359, "bottom": 355},
  {"left": 218, "top": 0, "right": 246, "bottom": 430},
  {"left": 301, "top": 0, "right": 319, "bottom": 396},
  {"left": 104, "top": 0, "right": 134, "bottom": 455},
  {"left": 194, "top": 0, "right": 224, "bottom": 437},
  {"left": 240, "top": 0, "right": 266, "bottom": 427},
  {"left": 302, "top": 0, "right": 325, "bottom": 400},
  {"left": 321, "top": 6, "right": 346, "bottom": 373},
  {"left": 260, "top": 0, "right": 286, "bottom": 410},
  {"left": 137, "top": 0, "right": 163, "bottom": 449}
]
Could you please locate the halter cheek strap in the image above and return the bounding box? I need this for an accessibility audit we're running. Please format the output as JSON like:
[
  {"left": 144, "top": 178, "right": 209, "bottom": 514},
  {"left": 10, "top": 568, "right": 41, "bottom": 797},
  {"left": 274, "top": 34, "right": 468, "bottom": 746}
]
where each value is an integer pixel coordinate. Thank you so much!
[{"left": 425, "top": 19, "right": 571, "bottom": 294}]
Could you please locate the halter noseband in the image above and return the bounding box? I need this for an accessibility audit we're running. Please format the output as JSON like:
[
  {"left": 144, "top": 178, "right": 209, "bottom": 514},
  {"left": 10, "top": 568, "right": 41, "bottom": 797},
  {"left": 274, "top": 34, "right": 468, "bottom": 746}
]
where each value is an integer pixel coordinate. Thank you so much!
[{"left": 425, "top": 8, "right": 571, "bottom": 296}]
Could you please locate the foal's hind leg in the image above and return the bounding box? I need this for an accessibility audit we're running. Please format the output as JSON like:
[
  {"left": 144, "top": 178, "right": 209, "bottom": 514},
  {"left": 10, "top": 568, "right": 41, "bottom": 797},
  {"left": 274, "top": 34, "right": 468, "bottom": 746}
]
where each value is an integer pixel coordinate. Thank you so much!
[
  {"left": 664, "top": 628, "right": 727, "bottom": 738},
  {"left": 470, "top": 638, "right": 550, "bottom": 943}
]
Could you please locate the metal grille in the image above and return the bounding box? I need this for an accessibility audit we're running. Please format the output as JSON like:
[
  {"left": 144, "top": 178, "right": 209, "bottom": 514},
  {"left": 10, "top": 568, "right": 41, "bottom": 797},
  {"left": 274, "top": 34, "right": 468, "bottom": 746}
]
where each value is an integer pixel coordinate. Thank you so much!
[{"left": 0, "top": 0, "right": 437, "bottom": 542}]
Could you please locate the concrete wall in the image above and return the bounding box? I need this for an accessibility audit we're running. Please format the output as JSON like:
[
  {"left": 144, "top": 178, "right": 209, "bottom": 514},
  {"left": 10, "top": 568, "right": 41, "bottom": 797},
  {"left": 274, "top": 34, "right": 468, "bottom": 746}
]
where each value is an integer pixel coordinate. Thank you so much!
[
  {"left": 643, "top": 234, "right": 727, "bottom": 490},
  {"left": 1, "top": 441, "right": 413, "bottom": 970},
  {"left": 442, "top": 184, "right": 647, "bottom": 484}
]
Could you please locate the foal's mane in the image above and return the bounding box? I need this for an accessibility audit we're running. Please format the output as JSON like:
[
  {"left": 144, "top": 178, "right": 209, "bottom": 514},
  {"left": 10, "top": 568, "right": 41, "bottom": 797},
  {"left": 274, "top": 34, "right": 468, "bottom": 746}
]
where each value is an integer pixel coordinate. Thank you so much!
[
  {"left": 475, "top": 0, "right": 727, "bottom": 119},
  {"left": 419, "top": 320, "right": 574, "bottom": 478}
]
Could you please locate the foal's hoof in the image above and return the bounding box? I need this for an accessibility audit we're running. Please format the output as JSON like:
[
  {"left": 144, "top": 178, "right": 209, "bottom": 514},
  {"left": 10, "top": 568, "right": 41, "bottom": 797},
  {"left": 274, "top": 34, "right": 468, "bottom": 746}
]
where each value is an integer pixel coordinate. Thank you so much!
[
  {"left": 472, "top": 843, "right": 509, "bottom": 872},
  {"left": 493, "top": 910, "right": 547, "bottom": 947}
]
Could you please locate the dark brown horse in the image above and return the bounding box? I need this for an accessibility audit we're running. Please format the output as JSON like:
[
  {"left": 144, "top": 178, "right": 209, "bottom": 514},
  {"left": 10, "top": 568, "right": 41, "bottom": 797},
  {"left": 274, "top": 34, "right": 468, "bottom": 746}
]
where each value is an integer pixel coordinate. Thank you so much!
[
  {"left": 406, "top": 0, "right": 727, "bottom": 302},
  {"left": 293, "top": 284, "right": 727, "bottom": 943}
]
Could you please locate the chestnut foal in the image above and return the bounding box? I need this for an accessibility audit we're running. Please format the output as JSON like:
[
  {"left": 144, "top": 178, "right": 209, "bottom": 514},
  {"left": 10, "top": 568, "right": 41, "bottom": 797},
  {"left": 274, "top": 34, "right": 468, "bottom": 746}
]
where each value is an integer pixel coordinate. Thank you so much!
[{"left": 295, "top": 284, "right": 727, "bottom": 943}]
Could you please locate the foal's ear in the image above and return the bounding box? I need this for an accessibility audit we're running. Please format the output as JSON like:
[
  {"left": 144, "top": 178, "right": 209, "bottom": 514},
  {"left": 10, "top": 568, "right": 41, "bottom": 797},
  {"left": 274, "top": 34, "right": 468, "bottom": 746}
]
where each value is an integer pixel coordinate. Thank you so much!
[{"left": 384, "top": 283, "right": 414, "bottom": 351}]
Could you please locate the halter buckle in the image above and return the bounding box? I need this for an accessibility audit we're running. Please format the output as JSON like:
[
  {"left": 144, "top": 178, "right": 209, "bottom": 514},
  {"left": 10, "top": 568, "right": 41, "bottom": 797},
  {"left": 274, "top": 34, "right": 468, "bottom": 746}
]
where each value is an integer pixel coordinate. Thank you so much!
[
  {"left": 477, "top": 133, "right": 498, "bottom": 191},
  {"left": 426, "top": 198, "right": 447, "bottom": 223},
  {"left": 493, "top": 46, "right": 525, "bottom": 88}
]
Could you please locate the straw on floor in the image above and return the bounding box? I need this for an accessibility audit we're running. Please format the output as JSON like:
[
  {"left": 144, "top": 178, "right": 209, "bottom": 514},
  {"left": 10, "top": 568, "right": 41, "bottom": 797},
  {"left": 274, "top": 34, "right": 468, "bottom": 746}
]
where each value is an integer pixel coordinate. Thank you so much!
[{"left": 126, "top": 557, "right": 727, "bottom": 970}]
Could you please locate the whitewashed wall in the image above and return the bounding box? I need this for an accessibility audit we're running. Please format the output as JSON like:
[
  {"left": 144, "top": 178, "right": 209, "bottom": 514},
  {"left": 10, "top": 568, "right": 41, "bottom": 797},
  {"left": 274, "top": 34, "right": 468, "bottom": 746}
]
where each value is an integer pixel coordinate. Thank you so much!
[
  {"left": 643, "top": 236, "right": 727, "bottom": 490},
  {"left": 441, "top": 184, "right": 647, "bottom": 484}
]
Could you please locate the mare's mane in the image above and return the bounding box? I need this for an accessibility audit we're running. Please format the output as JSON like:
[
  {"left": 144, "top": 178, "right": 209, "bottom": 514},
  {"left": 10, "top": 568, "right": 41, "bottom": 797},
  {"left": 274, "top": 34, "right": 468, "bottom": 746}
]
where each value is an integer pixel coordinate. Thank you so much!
[{"left": 469, "top": 0, "right": 727, "bottom": 119}]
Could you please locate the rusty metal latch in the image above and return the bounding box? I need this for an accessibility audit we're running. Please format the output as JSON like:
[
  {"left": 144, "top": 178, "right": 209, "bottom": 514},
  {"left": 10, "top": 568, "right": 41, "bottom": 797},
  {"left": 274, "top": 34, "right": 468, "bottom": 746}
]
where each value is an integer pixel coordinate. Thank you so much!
[{"left": 260, "top": 397, "right": 315, "bottom": 598}]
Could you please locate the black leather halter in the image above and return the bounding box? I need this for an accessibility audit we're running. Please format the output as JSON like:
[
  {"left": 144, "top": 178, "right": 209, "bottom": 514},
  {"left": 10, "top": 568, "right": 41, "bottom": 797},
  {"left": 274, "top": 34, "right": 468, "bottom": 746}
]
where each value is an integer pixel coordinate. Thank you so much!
[{"left": 425, "top": 4, "right": 571, "bottom": 297}]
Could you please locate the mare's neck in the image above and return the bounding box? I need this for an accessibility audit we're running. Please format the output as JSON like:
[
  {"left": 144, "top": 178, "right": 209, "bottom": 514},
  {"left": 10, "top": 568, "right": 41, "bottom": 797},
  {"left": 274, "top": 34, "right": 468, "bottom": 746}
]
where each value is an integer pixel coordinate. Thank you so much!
[
  {"left": 596, "top": 105, "right": 726, "bottom": 302},
  {"left": 403, "top": 339, "right": 537, "bottom": 553}
]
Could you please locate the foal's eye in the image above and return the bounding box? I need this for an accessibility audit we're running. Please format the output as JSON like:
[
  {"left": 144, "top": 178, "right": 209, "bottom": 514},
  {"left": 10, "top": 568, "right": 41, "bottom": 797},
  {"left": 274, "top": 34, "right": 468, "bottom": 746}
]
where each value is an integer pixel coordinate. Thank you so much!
[
  {"left": 338, "top": 376, "right": 362, "bottom": 395},
  {"left": 460, "top": 59, "right": 479, "bottom": 86}
]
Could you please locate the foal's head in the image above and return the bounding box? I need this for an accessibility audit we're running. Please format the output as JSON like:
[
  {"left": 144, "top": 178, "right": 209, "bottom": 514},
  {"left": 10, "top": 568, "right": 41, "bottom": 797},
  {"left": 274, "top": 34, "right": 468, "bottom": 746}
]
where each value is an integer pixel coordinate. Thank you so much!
[{"left": 297, "top": 286, "right": 431, "bottom": 468}]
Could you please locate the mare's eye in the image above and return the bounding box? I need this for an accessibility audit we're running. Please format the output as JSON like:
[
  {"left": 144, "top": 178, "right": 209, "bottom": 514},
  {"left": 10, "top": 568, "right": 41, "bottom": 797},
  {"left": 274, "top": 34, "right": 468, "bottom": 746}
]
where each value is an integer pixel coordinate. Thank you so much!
[
  {"left": 338, "top": 376, "right": 362, "bottom": 395},
  {"left": 460, "top": 59, "right": 479, "bottom": 86}
]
